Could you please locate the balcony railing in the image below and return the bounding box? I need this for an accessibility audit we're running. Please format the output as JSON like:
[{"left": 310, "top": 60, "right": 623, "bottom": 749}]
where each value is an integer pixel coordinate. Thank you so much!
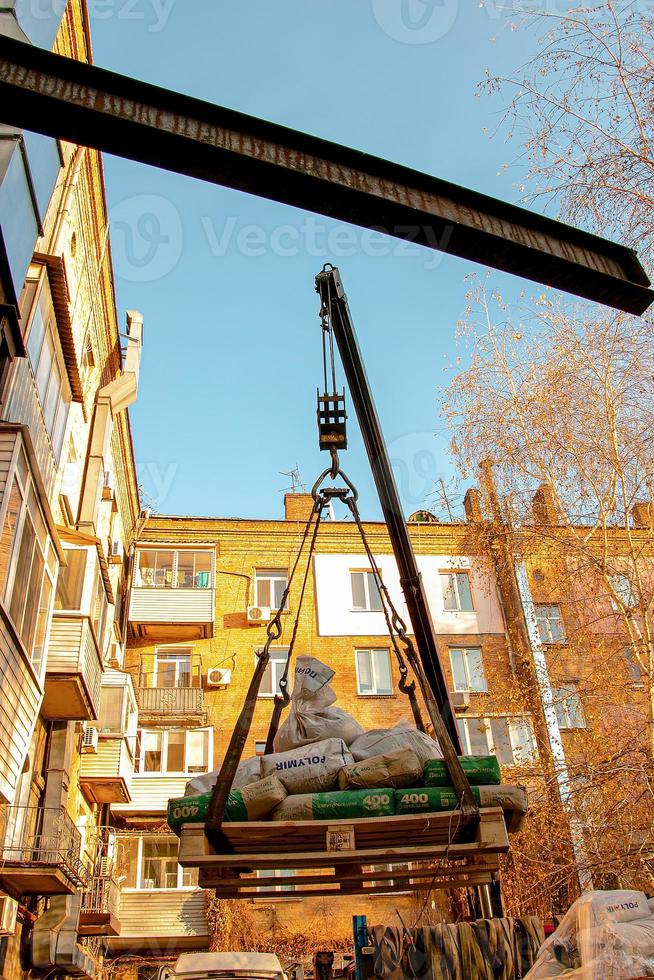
[
  {"left": 136, "top": 686, "right": 205, "bottom": 721},
  {"left": 81, "top": 874, "right": 120, "bottom": 916},
  {"left": 0, "top": 806, "right": 88, "bottom": 891}
]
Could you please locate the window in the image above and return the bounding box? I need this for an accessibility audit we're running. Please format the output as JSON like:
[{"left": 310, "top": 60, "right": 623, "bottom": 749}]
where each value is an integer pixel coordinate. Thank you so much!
[
  {"left": 121, "top": 835, "right": 198, "bottom": 890},
  {"left": 624, "top": 646, "right": 644, "bottom": 686},
  {"left": 135, "top": 728, "right": 211, "bottom": 775},
  {"left": 534, "top": 604, "right": 566, "bottom": 644},
  {"left": 134, "top": 549, "right": 212, "bottom": 589},
  {"left": 255, "top": 569, "right": 288, "bottom": 611},
  {"left": 552, "top": 684, "right": 586, "bottom": 730},
  {"left": 440, "top": 571, "right": 474, "bottom": 612},
  {"left": 610, "top": 574, "right": 635, "bottom": 610},
  {"left": 355, "top": 648, "right": 393, "bottom": 695},
  {"left": 254, "top": 741, "right": 267, "bottom": 756},
  {"left": 256, "top": 869, "right": 295, "bottom": 893},
  {"left": 22, "top": 264, "right": 71, "bottom": 461},
  {"left": 153, "top": 648, "right": 200, "bottom": 689},
  {"left": 449, "top": 647, "right": 487, "bottom": 693},
  {"left": 351, "top": 570, "right": 383, "bottom": 612},
  {"left": 91, "top": 567, "right": 109, "bottom": 653},
  {"left": 55, "top": 548, "right": 87, "bottom": 609},
  {"left": 457, "top": 716, "right": 537, "bottom": 765},
  {"left": 0, "top": 447, "right": 57, "bottom": 673},
  {"left": 257, "top": 647, "right": 289, "bottom": 698}
]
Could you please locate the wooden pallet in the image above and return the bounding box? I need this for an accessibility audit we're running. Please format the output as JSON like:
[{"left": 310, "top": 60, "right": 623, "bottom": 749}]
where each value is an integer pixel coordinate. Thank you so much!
[{"left": 178, "top": 807, "right": 509, "bottom": 898}]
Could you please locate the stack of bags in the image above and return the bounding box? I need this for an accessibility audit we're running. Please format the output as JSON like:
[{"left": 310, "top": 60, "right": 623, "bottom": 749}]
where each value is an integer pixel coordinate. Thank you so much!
[
  {"left": 167, "top": 656, "right": 527, "bottom": 832},
  {"left": 526, "top": 890, "right": 654, "bottom": 979}
]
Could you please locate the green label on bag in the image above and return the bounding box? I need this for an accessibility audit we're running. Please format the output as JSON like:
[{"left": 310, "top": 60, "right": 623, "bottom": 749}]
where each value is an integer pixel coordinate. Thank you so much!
[
  {"left": 395, "top": 785, "right": 482, "bottom": 814},
  {"left": 167, "top": 789, "right": 248, "bottom": 832},
  {"left": 423, "top": 755, "right": 501, "bottom": 787},
  {"left": 311, "top": 788, "right": 395, "bottom": 820}
]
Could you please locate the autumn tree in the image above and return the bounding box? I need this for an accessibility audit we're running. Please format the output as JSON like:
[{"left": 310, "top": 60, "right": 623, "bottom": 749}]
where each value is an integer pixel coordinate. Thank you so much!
[{"left": 482, "top": 0, "right": 654, "bottom": 275}]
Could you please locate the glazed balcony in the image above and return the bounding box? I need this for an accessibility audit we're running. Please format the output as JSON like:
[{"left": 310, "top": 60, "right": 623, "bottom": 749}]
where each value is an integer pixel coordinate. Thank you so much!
[
  {"left": 42, "top": 614, "right": 103, "bottom": 721},
  {"left": 128, "top": 548, "right": 215, "bottom": 641},
  {"left": 0, "top": 805, "right": 88, "bottom": 897}
]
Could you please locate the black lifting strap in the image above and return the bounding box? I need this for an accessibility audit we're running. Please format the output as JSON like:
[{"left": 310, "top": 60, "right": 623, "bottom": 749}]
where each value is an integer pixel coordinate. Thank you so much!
[
  {"left": 264, "top": 498, "right": 326, "bottom": 754},
  {"left": 204, "top": 496, "right": 325, "bottom": 848},
  {"left": 343, "top": 487, "right": 478, "bottom": 828},
  {"left": 344, "top": 494, "right": 426, "bottom": 734}
]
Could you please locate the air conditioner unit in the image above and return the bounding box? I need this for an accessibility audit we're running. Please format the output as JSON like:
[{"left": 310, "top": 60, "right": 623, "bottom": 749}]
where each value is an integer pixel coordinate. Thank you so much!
[
  {"left": 450, "top": 691, "right": 470, "bottom": 710},
  {"left": 0, "top": 896, "right": 18, "bottom": 936},
  {"left": 81, "top": 724, "right": 99, "bottom": 753},
  {"left": 207, "top": 667, "right": 232, "bottom": 688},
  {"left": 108, "top": 539, "right": 124, "bottom": 564},
  {"left": 247, "top": 605, "right": 270, "bottom": 624}
]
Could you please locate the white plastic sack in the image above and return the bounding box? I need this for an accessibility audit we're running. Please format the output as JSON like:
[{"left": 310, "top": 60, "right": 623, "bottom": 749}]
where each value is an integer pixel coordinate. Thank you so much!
[
  {"left": 184, "top": 755, "right": 261, "bottom": 797},
  {"left": 526, "top": 890, "right": 654, "bottom": 980},
  {"left": 349, "top": 721, "right": 443, "bottom": 767},
  {"left": 261, "top": 737, "right": 353, "bottom": 793},
  {"left": 273, "top": 655, "right": 364, "bottom": 752}
]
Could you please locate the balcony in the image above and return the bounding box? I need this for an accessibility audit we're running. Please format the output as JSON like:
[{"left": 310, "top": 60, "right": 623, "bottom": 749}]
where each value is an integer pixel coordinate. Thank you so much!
[
  {"left": 107, "top": 890, "right": 208, "bottom": 953},
  {"left": 80, "top": 735, "right": 134, "bottom": 805},
  {"left": 136, "top": 686, "right": 206, "bottom": 725},
  {"left": 0, "top": 806, "right": 88, "bottom": 898},
  {"left": 42, "top": 614, "right": 103, "bottom": 721},
  {"left": 79, "top": 875, "right": 121, "bottom": 937},
  {"left": 128, "top": 548, "right": 215, "bottom": 640}
]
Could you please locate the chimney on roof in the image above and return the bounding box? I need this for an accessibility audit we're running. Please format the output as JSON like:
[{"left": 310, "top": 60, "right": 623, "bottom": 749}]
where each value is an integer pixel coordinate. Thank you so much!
[
  {"left": 284, "top": 493, "right": 315, "bottom": 523},
  {"left": 631, "top": 501, "right": 654, "bottom": 529},
  {"left": 464, "top": 488, "right": 484, "bottom": 523},
  {"left": 532, "top": 484, "right": 560, "bottom": 525}
]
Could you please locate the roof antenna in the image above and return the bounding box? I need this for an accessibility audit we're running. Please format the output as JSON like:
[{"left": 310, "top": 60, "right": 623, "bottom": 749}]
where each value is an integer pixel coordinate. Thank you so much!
[{"left": 279, "top": 466, "right": 306, "bottom": 494}]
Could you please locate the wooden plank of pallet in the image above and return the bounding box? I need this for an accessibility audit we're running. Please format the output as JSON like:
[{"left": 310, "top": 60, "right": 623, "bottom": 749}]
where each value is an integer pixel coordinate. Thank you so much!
[
  {"left": 179, "top": 808, "right": 509, "bottom": 870},
  {"left": 208, "top": 871, "right": 498, "bottom": 899}
]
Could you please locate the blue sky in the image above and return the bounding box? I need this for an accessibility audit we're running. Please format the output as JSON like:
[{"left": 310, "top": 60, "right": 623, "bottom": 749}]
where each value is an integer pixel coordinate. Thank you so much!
[{"left": 89, "top": 1, "right": 544, "bottom": 521}]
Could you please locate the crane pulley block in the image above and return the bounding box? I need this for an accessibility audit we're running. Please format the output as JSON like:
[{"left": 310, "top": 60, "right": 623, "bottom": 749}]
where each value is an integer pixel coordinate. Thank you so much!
[{"left": 317, "top": 390, "right": 348, "bottom": 451}]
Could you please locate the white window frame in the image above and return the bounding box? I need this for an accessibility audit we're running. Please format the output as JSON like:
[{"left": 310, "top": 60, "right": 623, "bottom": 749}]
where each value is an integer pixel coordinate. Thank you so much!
[
  {"left": 135, "top": 727, "right": 212, "bottom": 776},
  {"left": 124, "top": 835, "right": 199, "bottom": 891},
  {"left": 254, "top": 569, "right": 288, "bottom": 611},
  {"left": 439, "top": 571, "right": 474, "bottom": 612},
  {"left": 449, "top": 647, "right": 488, "bottom": 693},
  {"left": 534, "top": 604, "right": 566, "bottom": 644},
  {"left": 21, "top": 263, "right": 72, "bottom": 463},
  {"left": 457, "top": 715, "right": 538, "bottom": 765},
  {"left": 355, "top": 648, "right": 393, "bottom": 696},
  {"left": 256, "top": 869, "right": 295, "bottom": 894},
  {"left": 552, "top": 684, "right": 586, "bottom": 730},
  {"left": 350, "top": 569, "right": 383, "bottom": 612},
  {"left": 134, "top": 549, "right": 213, "bottom": 590},
  {"left": 54, "top": 542, "right": 111, "bottom": 656},
  {"left": 153, "top": 646, "right": 198, "bottom": 689},
  {"left": 0, "top": 444, "right": 58, "bottom": 679},
  {"left": 255, "top": 647, "right": 289, "bottom": 698},
  {"left": 610, "top": 574, "right": 635, "bottom": 610}
]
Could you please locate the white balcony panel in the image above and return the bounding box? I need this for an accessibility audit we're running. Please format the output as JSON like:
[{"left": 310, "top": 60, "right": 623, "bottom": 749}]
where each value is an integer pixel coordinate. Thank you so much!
[
  {"left": 43, "top": 615, "right": 103, "bottom": 720},
  {"left": 80, "top": 736, "right": 134, "bottom": 804},
  {"left": 112, "top": 775, "right": 189, "bottom": 814},
  {"left": 110, "top": 889, "right": 208, "bottom": 948},
  {"left": 129, "top": 588, "right": 215, "bottom": 624},
  {"left": 0, "top": 605, "right": 42, "bottom": 804}
]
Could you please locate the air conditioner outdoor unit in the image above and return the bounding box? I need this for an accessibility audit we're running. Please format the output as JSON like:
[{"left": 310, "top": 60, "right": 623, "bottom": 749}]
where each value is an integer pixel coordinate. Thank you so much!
[
  {"left": 450, "top": 691, "right": 470, "bottom": 710},
  {"left": 247, "top": 605, "right": 270, "bottom": 624},
  {"left": 0, "top": 896, "right": 18, "bottom": 936},
  {"left": 207, "top": 667, "right": 232, "bottom": 687},
  {"left": 81, "top": 724, "right": 99, "bottom": 753}
]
